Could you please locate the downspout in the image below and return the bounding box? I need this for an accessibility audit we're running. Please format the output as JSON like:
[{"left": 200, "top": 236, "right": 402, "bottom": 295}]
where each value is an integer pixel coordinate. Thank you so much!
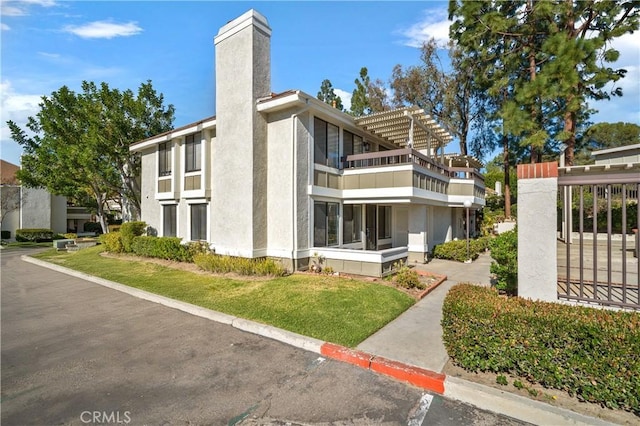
[{"left": 292, "top": 100, "right": 310, "bottom": 268}]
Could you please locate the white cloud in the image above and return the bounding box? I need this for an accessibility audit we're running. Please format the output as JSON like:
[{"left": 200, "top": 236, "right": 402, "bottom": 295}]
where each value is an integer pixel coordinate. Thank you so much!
[
  {"left": 64, "top": 20, "right": 142, "bottom": 39},
  {"left": 334, "top": 89, "right": 352, "bottom": 112},
  {"left": 398, "top": 9, "right": 450, "bottom": 48},
  {"left": 1, "top": 0, "right": 56, "bottom": 16},
  {"left": 0, "top": 80, "right": 43, "bottom": 163},
  {"left": 1, "top": 4, "right": 25, "bottom": 16},
  {"left": 1, "top": 22, "right": 9, "bottom": 30}
]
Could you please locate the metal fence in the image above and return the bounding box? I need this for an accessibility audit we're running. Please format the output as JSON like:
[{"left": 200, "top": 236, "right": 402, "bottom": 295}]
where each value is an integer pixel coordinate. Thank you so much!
[{"left": 557, "top": 170, "right": 639, "bottom": 310}]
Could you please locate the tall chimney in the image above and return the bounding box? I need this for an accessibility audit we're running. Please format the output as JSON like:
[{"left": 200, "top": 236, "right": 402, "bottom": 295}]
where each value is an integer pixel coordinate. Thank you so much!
[{"left": 211, "top": 10, "right": 271, "bottom": 257}]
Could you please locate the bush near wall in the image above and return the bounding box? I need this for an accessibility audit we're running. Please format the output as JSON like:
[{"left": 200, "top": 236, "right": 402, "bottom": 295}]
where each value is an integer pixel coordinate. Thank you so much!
[
  {"left": 432, "top": 237, "right": 490, "bottom": 263},
  {"left": 131, "top": 236, "right": 193, "bottom": 262},
  {"left": 442, "top": 284, "right": 640, "bottom": 414},
  {"left": 194, "top": 253, "right": 287, "bottom": 277},
  {"left": 119, "top": 221, "right": 146, "bottom": 253},
  {"left": 15, "top": 228, "right": 55, "bottom": 242},
  {"left": 101, "top": 232, "right": 124, "bottom": 253},
  {"left": 489, "top": 228, "right": 518, "bottom": 295},
  {"left": 83, "top": 221, "right": 103, "bottom": 234}
]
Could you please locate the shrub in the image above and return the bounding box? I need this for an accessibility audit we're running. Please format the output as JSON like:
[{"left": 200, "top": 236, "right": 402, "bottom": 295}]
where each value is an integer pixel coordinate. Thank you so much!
[
  {"left": 442, "top": 284, "right": 640, "bottom": 414},
  {"left": 392, "top": 261, "right": 424, "bottom": 289},
  {"left": 63, "top": 233, "right": 78, "bottom": 239},
  {"left": 1, "top": 230, "right": 10, "bottom": 239},
  {"left": 108, "top": 224, "right": 121, "bottom": 233},
  {"left": 194, "top": 253, "right": 287, "bottom": 277},
  {"left": 83, "top": 221, "right": 103, "bottom": 234},
  {"left": 119, "top": 221, "right": 146, "bottom": 253},
  {"left": 131, "top": 236, "right": 193, "bottom": 262},
  {"left": 433, "top": 237, "right": 490, "bottom": 263},
  {"left": 15, "top": 228, "right": 54, "bottom": 242},
  {"left": 489, "top": 228, "right": 517, "bottom": 295},
  {"left": 101, "top": 232, "right": 124, "bottom": 253}
]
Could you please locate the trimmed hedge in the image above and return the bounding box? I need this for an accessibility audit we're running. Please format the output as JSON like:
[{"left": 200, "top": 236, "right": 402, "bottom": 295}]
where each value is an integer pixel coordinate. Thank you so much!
[
  {"left": 101, "top": 232, "right": 124, "bottom": 253},
  {"left": 194, "top": 253, "right": 287, "bottom": 277},
  {"left": 130, "top": 236, "right": 194, "bottom": 262},
  {"left": 16, "top": 228, "right": 54, "bottom": 242},
  {"left": 120, "top": 221, "right": 146, "bottom": 253},
  {"left": 433, "top": 237, "right": 490, "bottom": 262},
  {"left": 442, "top": 284, "right": 640, "bottom": 414},
  {"left": 83, "top": 221, "right": 103, "bottom": 234}
]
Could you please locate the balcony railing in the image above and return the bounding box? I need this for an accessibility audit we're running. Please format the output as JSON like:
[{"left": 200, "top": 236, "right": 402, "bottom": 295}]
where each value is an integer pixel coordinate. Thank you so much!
[
  {"left": 345, "top": 149, "right": 484, "bottom": 183},
  {"left": 345, "top": 148, "right": 452, "bottom": 176}
]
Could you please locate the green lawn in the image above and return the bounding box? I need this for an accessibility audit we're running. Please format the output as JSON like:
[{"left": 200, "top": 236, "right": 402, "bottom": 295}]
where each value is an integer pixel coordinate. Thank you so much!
[{"left": 33, "top": 246, "right": 414, "bottom": 347}]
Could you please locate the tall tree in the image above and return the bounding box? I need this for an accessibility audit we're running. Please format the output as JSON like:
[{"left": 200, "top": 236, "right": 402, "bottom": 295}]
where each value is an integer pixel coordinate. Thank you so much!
[
  {"left": 317, "top": 79, "right": 344, "bottom": 111},
  {"left": 8, "top": 80, "right": 174, "bottom": 232},
  {"left": 449, "top": 0, "right": 639, "bottom": 166},
  {"left": 350, "top": 67, "right": 392, "bottom": 116},
  {"left": 391, "top": 39, "right": 494, "bottom": 158}
]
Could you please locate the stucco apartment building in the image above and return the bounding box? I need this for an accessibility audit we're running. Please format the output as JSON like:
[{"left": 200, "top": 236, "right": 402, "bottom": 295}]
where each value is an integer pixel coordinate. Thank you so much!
[
  {"left": 0, "top": 159, "right": 68, "bottom": 238},
  {"left": 130, "top": 10, "right": 485, "bottom": 276}
]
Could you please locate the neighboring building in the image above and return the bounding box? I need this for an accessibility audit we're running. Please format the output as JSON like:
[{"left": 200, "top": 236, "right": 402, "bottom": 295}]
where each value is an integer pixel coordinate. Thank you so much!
[
  {"left": 0, "top": 159, "right": 68, "bottom": 238},
  {"left": 130, "top": 10, "right": 485, "bottom": 276},
  {"left": 592, "top": 143, "right": 640, "bottom": 165}
]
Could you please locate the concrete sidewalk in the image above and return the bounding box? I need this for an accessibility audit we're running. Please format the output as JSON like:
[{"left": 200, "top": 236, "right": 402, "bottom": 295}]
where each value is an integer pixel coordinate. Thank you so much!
[{"left": 357, "top": 253, "right": 493, "bottom": 373}]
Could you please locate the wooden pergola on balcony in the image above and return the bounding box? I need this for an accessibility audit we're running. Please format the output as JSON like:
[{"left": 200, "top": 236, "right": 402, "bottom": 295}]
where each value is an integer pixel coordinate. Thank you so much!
[{"left": 355, "top": 107, "right": 453, "bottom": 159}]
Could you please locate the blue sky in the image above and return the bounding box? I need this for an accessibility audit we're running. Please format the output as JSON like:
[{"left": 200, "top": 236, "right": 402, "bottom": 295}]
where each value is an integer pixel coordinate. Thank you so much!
[{"left": 1, "top": 0, "right": 639, "bottom": 166}]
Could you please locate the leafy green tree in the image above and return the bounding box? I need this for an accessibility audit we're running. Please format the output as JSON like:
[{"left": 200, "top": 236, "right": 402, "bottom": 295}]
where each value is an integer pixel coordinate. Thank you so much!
[
  {"left": 350, "top": 67, "right": 392, "bottom": 116},
  {"left": 317, "top": 79, "right": 344, "bottom": 111},
  {"left": 449, "top": 0, "right": 639, "bottom": 166},
  {"left": 391, "top": 38, "right": 495, "bottom": 158},
  {"left": 8, "top": 80, "right": 174, "bottom": 232},
  {"left": 574, "top": 122, "right": 640, "bottom": 164}
]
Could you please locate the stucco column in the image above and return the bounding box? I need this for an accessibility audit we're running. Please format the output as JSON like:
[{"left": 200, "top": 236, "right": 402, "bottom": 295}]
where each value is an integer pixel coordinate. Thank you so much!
[
  {"left": 408, "top": 204, "right": 428, "bottom": 263},
  {"left": 517, "top": 162, "right": 558, "bottom": 302}
]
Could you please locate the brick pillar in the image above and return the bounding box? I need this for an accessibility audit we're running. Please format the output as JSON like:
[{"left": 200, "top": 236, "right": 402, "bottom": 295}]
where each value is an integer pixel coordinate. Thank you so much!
[{"left": 517, "top": 162, "right": 558, "bottom": 302}]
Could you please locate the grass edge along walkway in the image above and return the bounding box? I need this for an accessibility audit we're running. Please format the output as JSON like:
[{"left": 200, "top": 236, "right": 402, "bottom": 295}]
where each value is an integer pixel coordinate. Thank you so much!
[{"left": 32, "top": 246, "right": 414, "bottom": 347}]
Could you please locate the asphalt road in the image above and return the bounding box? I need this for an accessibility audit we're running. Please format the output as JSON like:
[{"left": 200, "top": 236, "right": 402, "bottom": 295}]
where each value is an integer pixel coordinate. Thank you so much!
[{"left": 1, "top": 248, "right": 527, "bottom": 425}]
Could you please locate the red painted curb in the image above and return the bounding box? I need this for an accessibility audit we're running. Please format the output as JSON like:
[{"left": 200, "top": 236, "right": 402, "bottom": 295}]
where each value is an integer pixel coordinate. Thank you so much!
[
  {"left": 320, "top": 342, "right": 372, "bottom": 369},
  {"left": 370, "top": 356, "right": 446, "bottom": 394},
  {"left": 320, "top": 343, "right": 446, "bottom": 394}
]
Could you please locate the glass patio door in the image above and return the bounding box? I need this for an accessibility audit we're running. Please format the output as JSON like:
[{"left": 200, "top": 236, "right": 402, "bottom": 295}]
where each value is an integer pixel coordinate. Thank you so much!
[{"left": 366, "top": 205, "right": 377, "bottom": 250}]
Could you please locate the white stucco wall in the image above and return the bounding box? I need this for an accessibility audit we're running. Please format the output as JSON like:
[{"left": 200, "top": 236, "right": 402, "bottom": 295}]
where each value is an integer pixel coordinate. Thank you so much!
[
  {"left": 212, "top": 10, "right": 271, "bottom": 257},
  {"left": 518, "top": 177, "right": 557, "bottom": 301},
  {"left": 265, "top": 109, "right": 294, "bottom": 257},
  {"left": 429, "top": 205, "right": 453, "bottom": 247},
  {"left": 140, "top": 147, "right": 162, "bottom": 233},
  {"left": 50, "top": 195, "right": 67, "bottom": 233},
  {"left": 21, "top": 188, "right": 52, "bottom": 229}
]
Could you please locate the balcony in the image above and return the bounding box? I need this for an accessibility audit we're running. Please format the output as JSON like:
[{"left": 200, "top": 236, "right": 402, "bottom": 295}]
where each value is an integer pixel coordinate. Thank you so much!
[{"left": 338, "top": 148, "right": 484, "bottom": 205}]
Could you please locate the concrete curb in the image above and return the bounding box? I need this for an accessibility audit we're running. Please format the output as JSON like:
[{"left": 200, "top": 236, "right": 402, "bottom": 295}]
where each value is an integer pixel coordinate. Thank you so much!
[
  {"left": 22, "top": 255, "right": 614, "bottom": 426},
  {"left": 444, "top": 377, "right": 613, "bottom": 426}
]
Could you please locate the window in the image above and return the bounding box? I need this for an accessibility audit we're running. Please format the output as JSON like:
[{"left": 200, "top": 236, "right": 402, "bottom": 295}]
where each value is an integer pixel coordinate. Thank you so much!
[
  {"left": 185, "top": 132, "right": 201, "bottom": 172},
  {"left": 378, "top": 206, "right": 391, "bottom": 239},
  {"left": 314, "top": 201, "right": 339, "bottom": 246},
  {"left": 314, "top": 117, "right": 339, "bottom": 168},
  {"left": 163, "top": 204, "right": 176, "bottom": 237},
  {"left": 159, "top": 142, "right": 171, "bottom": 176},
  {"left": 343, "top": 204, "right": 362, "bottom": 244},
  {"left": 343, "top": 131, "right": 364, "bottom": 157},
  {"left": 190, "top": 203, "right": 207, "bottom": 240}
]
